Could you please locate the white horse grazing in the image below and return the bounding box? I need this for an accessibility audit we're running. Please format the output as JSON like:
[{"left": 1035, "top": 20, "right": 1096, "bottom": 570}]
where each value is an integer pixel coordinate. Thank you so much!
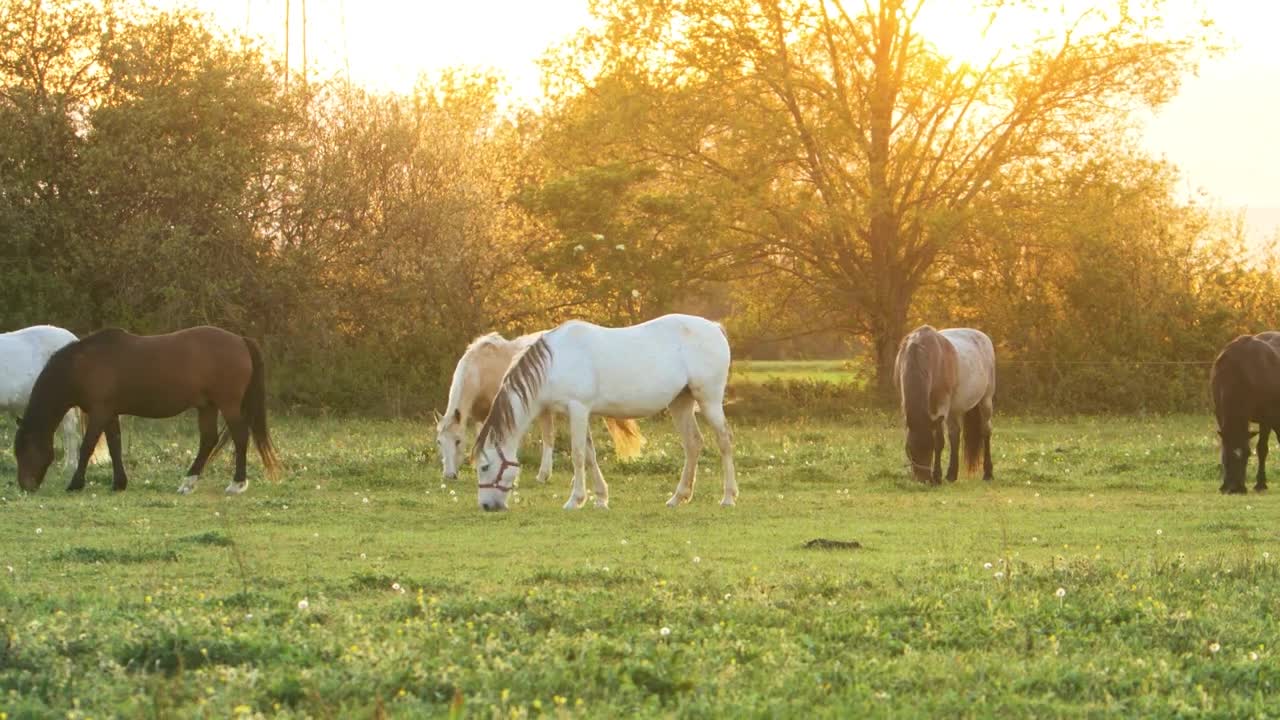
[
  {"left": 1, "top": 325, "right": 105, "bottom": 469},
  {"left": 472, "top": 314, "right": 737, "bottom": 512},
  {"left": 435, "top": 331, "right": 646, "bottom": 482}
]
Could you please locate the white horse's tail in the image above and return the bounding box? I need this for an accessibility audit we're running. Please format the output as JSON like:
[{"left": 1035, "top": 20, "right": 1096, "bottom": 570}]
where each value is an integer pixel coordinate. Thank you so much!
[
  {"left": 603, "top": 418, "right": 646, "bottom": 460},
  {"left": 79, "top": 410, "right": 109, "bottom": 464}
]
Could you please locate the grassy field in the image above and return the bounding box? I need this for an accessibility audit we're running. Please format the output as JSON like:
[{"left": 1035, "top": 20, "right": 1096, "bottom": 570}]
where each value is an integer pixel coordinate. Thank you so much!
[
  {"left": 732, "top": 360, "right": 864, "bottom": 386},
  {"left": 1, "top": 412, "right": 1278, "bottom": 718}
]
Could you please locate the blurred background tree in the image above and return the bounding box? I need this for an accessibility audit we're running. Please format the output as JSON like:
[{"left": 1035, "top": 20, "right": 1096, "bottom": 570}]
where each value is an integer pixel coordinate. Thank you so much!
[{"left": 0, "top": 0, "right": 1273, "bottom": 414}]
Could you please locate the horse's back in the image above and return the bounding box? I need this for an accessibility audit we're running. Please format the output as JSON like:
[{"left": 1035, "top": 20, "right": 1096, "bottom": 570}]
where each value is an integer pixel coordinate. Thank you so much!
[
  {"left": 1212, "top": 334, "right": 1280, "bottom": 423},
  {"left": 546, "top": 314, "right": 730, "bottom": 415},
  {"left": 0, "top": 325, "right": 80, "bottom": 406},
  {"left": 555, "top": 314, "right": 729, "bottom": 370},
  {"left": 939, "top": 328, "right": 995, "bottom": 413},
  {"left": 73, "top": 326, "right": 253, "bottom": 417}
]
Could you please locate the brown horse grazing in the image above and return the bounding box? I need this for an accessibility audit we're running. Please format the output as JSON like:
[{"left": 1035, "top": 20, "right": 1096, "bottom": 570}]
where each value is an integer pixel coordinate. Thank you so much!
[
  {"left": 894, "top": 326, "right": 996, "bottom": 485},
  {"left": 1210, "top": 331, "right": 1280, "bottom": 494},
  {"left": 14, "top": 326, "right": 280, "bottom": 494}
]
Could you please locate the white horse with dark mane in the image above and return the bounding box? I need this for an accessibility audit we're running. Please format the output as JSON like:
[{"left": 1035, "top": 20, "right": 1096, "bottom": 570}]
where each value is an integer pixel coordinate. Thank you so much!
[
  {"left": 1, "top": 325, "right": 105, "bottom": 469},
  {"left": 472, "top": 314, "right": 737, "bottom": 512},
  {"left": 435, "top": 331, "right": 646, "bottom": 482}
]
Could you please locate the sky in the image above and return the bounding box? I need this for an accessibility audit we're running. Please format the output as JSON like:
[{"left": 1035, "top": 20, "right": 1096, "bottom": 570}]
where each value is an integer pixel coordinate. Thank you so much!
[{"left": 169, "top": 0, "right": 1278, "bottom": 239}]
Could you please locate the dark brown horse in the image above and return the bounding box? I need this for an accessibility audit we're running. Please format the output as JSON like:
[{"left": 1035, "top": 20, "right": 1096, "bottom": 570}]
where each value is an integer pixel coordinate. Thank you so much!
[
  {"left": 1210, "top": 331, "right": 1280, "bottom": 494},
  {"left": 14, "top": 326, "right": 279, "bottom": 494},
  {"left": 894, "top": 326, "right": 996, "bottom": 484}
]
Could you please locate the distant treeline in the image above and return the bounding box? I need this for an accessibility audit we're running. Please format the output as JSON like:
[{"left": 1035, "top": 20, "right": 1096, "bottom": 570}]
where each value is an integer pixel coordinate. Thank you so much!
[{"left": 2, "top": 0, "right": 1275, "bottom": 415}]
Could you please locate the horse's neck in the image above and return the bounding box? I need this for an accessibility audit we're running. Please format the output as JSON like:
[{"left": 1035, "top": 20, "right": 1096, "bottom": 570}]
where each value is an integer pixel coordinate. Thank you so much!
[
  {"left": 24, "top": 372, "right": 73, "bottom": 436},
  {"left": 902, "top": 354, "right": 935, "bottom": 425},
  {"left": 449, "top": 340, "right": 524, "bottom": 421}
]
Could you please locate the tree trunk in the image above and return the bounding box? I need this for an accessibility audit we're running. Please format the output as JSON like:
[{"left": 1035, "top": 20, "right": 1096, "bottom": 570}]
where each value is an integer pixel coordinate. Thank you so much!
[{"left": 871, "top": 297, "right": 909, "bottom": 401}]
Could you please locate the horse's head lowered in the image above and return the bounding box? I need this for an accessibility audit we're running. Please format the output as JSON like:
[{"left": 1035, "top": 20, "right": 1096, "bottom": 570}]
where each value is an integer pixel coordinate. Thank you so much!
[
  {"left": 13, "top": 416, "right": 54, "bottom": 492},
  {"left": 434, "top": 409, "right": 465, "bottom": 479},
  {"left": 474, "top": 442, "right": 521, "bottom": 512},
  {"left": 904, "top": 424, "right": 935, "bottom": 483},
  {"left": 1217, "top": 427, "right": 1256, "bottom": 494}
]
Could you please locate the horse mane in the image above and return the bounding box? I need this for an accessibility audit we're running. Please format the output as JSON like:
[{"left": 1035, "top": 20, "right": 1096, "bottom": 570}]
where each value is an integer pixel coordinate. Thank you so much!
[
  {"left": 473, "top": 336, "right": 552, "bottom": 456},
  {"left": 896, "top": 328, "right": 936, "bottom": 427},
  {"left": 464, "top": 332, "right": 507, "bottom": 356}
]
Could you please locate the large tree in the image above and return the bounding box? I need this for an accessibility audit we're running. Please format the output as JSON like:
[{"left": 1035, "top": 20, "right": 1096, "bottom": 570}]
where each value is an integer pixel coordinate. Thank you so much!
[{"left": 542, "top": 0, "right": 1215, "bottom": 391}]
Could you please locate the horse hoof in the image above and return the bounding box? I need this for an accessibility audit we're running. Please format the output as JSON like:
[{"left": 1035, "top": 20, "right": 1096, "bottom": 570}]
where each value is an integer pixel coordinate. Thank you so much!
[
  {"left": 720, "top": 497, "right": 736, "bottom": 508},
  {"left": 665, "top": 494, "right": 689, "bottom": 508},
  {"left": 536, "top": 474, "right": 550, "bottom": 484},
  {"left": 177, "top": 477, "right": 198, "bottom": 494},
  {"left": 65, "top": 484, "right": 84, "bottom": 493},
  {"left": 224, "top": 482, "right": 247, "bottom": 495},
  {"left": 1255, "top": 485, "right": 1269, "bottom": 493},
  {"left": 562, "top": 496, "right": 584, "bottom": 510},
  {"left": 593, "top": 500, "right": 610, "bottom": 510}
]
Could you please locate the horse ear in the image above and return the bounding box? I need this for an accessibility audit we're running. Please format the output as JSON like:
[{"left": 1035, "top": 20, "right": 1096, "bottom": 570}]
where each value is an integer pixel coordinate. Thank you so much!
[
  {"left": 13, "top": 415, "right": 22, "bottom": 427},
  {"left": 1250, "top": 430, "right": 1260, "bottom": 439},
  {"left": 433, "top": 410, "right": 443, "bottom": 423}
]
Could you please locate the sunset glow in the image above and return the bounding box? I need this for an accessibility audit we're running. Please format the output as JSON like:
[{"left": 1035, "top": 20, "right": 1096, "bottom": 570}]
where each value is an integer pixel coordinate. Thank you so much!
[{"left": 168, "top": 0, "right": 1278, "bottom": 228}]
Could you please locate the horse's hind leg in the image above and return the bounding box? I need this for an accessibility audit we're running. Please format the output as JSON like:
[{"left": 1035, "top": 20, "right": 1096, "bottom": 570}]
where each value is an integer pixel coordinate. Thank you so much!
[
  {"left": 585, "top": 432, "right": 609, "bottom": 509},
  {"left": 698, "top": 401, "right": 737, "bottom": 508},
  {"left": 104, "top": 417, "right": 129, "bottom": 491},
  {"left": 945, "top": 415, "right": 961, "bottom": 483},
  {"left": 981, "top": 398, "right": 995, "bottom": 482},
  {"left": 666, "top": 392, "right": 702, "bottom": 508},
  {"left": 179, "top": 406, "right": 220, "bottom": 495},
  {"left": 536, "top": 411, "right": 555, "bottom": 484},
  {"left": 1256, "top": 424, "right": 1270, "bottom": 492},
  {"left": 224, "top": 416, "right": 251, "bottom": 495}
]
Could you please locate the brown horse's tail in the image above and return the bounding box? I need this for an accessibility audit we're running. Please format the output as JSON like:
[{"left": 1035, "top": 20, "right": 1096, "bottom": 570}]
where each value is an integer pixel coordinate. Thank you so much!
[
  {"left": 962, "top": 406, "right": 984, "bottom": 473},
  {"left": 213, "top": 338, "right": 281, "bottom": 479},
  {"left": 241, "top": 337, "right": 281, "bottom": 480}
]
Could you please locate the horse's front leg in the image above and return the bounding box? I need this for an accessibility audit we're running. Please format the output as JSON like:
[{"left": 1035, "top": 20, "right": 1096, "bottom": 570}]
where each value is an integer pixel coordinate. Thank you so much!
[
  {"left": 536, "top": 412, "right": 555, "bottom": 484},
  {"left": 563, "top": 404, "right": 589, "bottom": 510},
  {"left": 1256, "top": 424, "right": 1270, "bottom": 492},
  {"left": 945, "top": 415, "right": 961, "bottom": 483},
  {"left": 931, "top": 418, "right": 945, "bottom": 485},
  {"left": 67, "top": 413, "right": 108, "bottom": 492}
]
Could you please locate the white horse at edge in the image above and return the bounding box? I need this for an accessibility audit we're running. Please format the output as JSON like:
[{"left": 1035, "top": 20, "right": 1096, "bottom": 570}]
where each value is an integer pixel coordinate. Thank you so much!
[
  {"left": 435, "top": 331, "right": 646, "bottom": 483},
  {"left": 1, "top": 325, "right": 106, "bottom": 470},
  {"left": 471, "top": 314, "right": 737, "bottom": 512}
]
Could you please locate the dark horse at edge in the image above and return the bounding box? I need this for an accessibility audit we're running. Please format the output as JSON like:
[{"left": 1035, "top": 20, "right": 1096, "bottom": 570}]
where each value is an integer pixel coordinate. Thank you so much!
[
  {"left": 1210, "top": 331, "right": 1280, "bottom": 494},
  {"left": 14, "top": 326, "right": 280, "bottom": 494}
]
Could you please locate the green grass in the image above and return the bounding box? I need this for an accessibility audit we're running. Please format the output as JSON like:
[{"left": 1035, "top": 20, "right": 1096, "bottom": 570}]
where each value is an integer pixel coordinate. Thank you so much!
[
  {"left": 732, "top": 360, "right": 865, "bottom": 386},
  {"left": 1, "top": 413, "right": 1278, "bottom": 718}
]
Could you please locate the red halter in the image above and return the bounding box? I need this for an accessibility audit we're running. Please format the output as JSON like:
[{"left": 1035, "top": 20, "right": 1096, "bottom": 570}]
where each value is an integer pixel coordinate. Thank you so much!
[{"left": 477, "top": 446, "right": 520, "bottom": 493}]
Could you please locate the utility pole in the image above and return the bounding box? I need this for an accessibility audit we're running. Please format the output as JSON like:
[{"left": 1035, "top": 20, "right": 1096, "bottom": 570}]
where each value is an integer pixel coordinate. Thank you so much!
[
  {"left": 301, "top": 0, "right": 308, "bottom": 90},
  {"left": 284, "top": 0, "right": 290, "bottom": 91}
]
